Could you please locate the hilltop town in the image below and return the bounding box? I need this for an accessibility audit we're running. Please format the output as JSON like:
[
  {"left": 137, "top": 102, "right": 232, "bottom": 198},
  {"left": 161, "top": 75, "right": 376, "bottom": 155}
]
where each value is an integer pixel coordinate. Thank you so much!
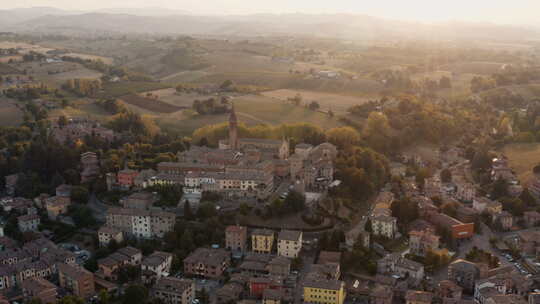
[{"left": 2, "top": 7, "right": 540, "bottom": 304}]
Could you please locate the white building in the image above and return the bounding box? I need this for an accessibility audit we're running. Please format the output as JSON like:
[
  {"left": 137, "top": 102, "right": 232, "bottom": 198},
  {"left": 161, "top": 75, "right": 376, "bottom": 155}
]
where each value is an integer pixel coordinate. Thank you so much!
[
  {"left": 142, "top": 251, "right": 173, "bottom": 278},
  {"left": 277, "top": 230, "right": 303, "bottom": 258}
]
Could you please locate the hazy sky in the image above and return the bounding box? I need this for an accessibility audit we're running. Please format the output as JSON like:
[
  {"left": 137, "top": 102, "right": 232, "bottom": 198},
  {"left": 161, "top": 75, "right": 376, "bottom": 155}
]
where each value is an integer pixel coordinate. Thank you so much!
[{"left": 5, "top": 0, "right": 540, "bottom": 25}]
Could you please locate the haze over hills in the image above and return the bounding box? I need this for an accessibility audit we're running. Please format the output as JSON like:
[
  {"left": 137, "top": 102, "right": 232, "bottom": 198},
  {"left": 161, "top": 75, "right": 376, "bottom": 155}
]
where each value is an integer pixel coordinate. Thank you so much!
[{"left": 0, "top": 6, "right": 539, "bottom": 41}]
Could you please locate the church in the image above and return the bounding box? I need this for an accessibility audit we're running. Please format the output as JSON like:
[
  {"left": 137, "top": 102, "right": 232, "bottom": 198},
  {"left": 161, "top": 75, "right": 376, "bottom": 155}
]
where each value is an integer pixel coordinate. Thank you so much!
[{"left": 218, "top": 104, "right": 290, "bottom": 160}]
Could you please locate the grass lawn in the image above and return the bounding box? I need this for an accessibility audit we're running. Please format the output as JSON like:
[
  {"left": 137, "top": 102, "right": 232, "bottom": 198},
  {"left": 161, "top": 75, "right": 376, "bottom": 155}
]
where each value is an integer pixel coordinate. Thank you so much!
[{"left": 501, "top": 143, "right": 540, "bottom": 183}]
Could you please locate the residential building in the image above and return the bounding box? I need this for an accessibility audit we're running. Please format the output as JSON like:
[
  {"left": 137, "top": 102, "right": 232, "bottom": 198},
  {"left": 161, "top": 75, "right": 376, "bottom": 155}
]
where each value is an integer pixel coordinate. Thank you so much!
[
  {"left": 45, "top": 196, "right": 70, "bottom": 220},
  {"left": 80, "top": 152, "right": 99, "bottom": 183},
  {"left": 117, "top": 246, "right": 143, "bottom": 265},
  {"left": 436, "top": 280, "right": 463, "bottom": 300},
  {"left": 249, "top": 276, "right": 283, "bottom": 298},
  {"left": 267, "top": 256, "right": 291, "bottom": 277},
  {"left": 456, "top": 206, "right": 477, "bottom": 224},
  {"left": 21, "top": 278, "right": 58, "bottom": 304},
  {"left": 142, "top": 251, "right": 173, "bottom": 279},
  {"left": 495, "top": 211, "right": 513, "bottom": 231},
  {"left": 106, "top": 207, "right": 175, "bottom": 239},
  {"left": 98, "top": 226, "right": 124, "bottom": 247},
  {"left": 409, "top": 229, "right": 440, "bottom": 257},
  {"left": 18, "top": 214, "right": 40, "bottom": 232},
  {"left": 377, "top": 254, "right": 424, "bottom": 280},
  {"left": 448, "top": 259, "right": 480, "bottom": 292},
  {"left": 216, "top": 282, "right": 244, "bottom": 303},
  {"left": 473, "top": 197, "right": 502, "bottom": 215},
  {"left": 117, "top": 168, "right": 139, "bottom": 189},
  {"left": 252, "top": 229, "right": 275, "bottom": 254},
  {"left": 486, "top": 295, "right": 527, "bottom": 304},
  {"left": 58, "top": 263, "right": 95, "bottom": 299},
  {"left": 183, "top": 248, "right": 230, "bottom": 279},
  {"left": 277, "top": 230, "right": 302, "bottom": 258},
  {"left": 371, "top": 284, "right": 393, "bottom": 304},
  {"left": 151, "top": 277, "right": 194, "bottom": 304},
  {"left": 424, "top": 176, "right": 442, "bottom": 198},
  {"left": 405, "top": 290, "right": 433, "bottom": 304},
  {"left": 225, "top": 225, "right": 247, "bottom": 252},
  {"left": 524, "top": 211, "right": 540, "bottom": 227},
  {"left": 371, "top": 215, "right": 398, "bottom": 239},
  {"left": 456, "top": 182, "right": 476, "bottom": 202},
  {"left": 121, "top": 192, "right": 156, "bottom": 210},
  {"left": 263, "top": 289, "right": 282, "bottom": 304},
  {"left": 303, "top": 272, "right": 345, "bottom": 304}
]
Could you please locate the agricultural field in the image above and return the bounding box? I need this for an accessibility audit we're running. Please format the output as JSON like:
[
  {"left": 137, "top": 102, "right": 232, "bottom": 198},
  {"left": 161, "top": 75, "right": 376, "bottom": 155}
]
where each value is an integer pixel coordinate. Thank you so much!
[
  {"left": 0, "top": 56, "right": 23, "bottom": 63},
  {"left": 501, "top": 143, "right": 540, "bottom": 183},
  {"left": 117, "top": 94, "right": 184, "bottom": 113},
  {"left": 0, "top": 97, "right": 24, "bottom": 126},
  {"left": 62, "top": 53, "right": 113, "bottom": 64},
  {"left": 100, "top": 81, "right": 172, "bottom": 98},
  {"left": 479, "top": 83, "right": 540, "bottom": 101},
  {"left": 0, "top": 63, "right": 22, "bottom": 75},
  {"left": 262, "top": 89, "right": 369, "bottom": 115},
  {"left": 411, "top": 70, "right": 479, "bottom": 100},
  {"left": 143, "top": 88, "right": 212, "bottom": 108},
  {"left": 0, "top": 41, "right": 53, "bottom": 54},
  {"left": 48, "top": 99, "right": 111, "bottom": 122},
  {"left": 441, "top": 61, "right": 506, "bottom": 75},
  {"left": 157, "top": 94, "right": 342, "bottom": 136}
]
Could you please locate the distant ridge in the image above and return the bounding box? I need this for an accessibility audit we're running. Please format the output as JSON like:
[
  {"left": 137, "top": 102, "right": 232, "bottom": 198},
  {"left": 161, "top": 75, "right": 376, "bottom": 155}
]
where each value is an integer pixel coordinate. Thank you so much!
[{"left": 0, "top": 7, "right": 538, "bottom": 41}]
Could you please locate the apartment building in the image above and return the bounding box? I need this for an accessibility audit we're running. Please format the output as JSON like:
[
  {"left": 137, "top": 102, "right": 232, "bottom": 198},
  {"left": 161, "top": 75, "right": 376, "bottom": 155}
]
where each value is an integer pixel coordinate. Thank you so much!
[
  {"left": 106, "top": 207, "right": 175, "bottom": 239},
  {"left": 58, "top": 263, "right": 95, "bottom": 299},
  {"left": 183, "top": 248, "right": 230, "bottom": 279},
  {"left": 142, "top": 251, "right": 173, "bottom": 278},
  {"left": 277, "top": 230, "right": 302, "bottom": 258},
  {"left": 371, "top": 215, "right": 397, "bottom": 239},
  {"left": 252, "top": 229, "right": 275, "bottom": 254},
  {"left": 21, "top": 277, "right": 58, "bottom": 304},
  {"left": 97, "top": 226, "right": 124, "bottom": 247},
  {"left": 18, "top": 214, "right": 40, "bottom": 232},
  {"left": 225, "top": 225, "right": 247, "bottom": 252},
  {"left": 151, "top": 277, "right": 195, "bottom": 304}
]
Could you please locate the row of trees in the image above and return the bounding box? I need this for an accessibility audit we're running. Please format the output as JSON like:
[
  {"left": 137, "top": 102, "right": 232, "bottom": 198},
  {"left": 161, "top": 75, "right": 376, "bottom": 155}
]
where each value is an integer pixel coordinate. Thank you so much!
[{"left": 63, "top": 78, "right": 102, "bottom": 97}]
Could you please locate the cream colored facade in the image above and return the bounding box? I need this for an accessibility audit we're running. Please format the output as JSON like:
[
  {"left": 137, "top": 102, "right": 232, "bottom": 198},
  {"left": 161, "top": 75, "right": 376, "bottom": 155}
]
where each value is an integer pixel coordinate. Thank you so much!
[
  {"left": 98, "top": 226, "right": 124, "bottom": 247},
  {"left": 252, "top": 229, "right": 275, "bottom": 254},
  {"left": 277, "top": 230, "right": 302, "bottom": 258}
]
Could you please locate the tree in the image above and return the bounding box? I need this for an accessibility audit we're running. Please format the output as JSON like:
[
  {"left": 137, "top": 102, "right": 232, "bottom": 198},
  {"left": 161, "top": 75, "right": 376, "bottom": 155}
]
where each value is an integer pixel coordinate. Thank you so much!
[
  {"left": 326, "top": 127, "right": 360, "bottom": 149},
  {"left": 491, "top": 178, "right": 508, "bottom": 200},
  {"left": 308, "top": 101, "right": 320, "bottom": 111},
  {"left": 283, "top": 190, "right": 306, "bottom": 213},
  {"left": 440, "top": 169, "right": 452, "bottom": 183},
  {"left": 99, "top": 290, "right": 110, "bottom": 304},
  {"left": 183, "top": 200, "right": 193, "bottom": 218},
  {"left": 58, "top": 296, "right": 84, "bottom": 304},
  {"left": 123, "top": 285, "right": 148, "bottom": 304},
  {"left": 58, "top": 115, "right": 68, "bottom": 128},
  {"left": 364, "top": 218, "right": 372, "bottom": 232},
  {"left": 219, "top": 80, "right": 234, "bottom": 91},
  {"left": 362, "top": 112, "right": 392, "bottom": 153},
  {"left": 390, "top": 197, "right": 419, "bottom": 229},
  {"left": 439, "top": 76, "right": 452, "bottom": 89},
  {"left": 520, "top": 188, "right": 536, "bottom": 207},
  {"left": 71, "top": 185, "right": 89, "bottom": 204}
]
